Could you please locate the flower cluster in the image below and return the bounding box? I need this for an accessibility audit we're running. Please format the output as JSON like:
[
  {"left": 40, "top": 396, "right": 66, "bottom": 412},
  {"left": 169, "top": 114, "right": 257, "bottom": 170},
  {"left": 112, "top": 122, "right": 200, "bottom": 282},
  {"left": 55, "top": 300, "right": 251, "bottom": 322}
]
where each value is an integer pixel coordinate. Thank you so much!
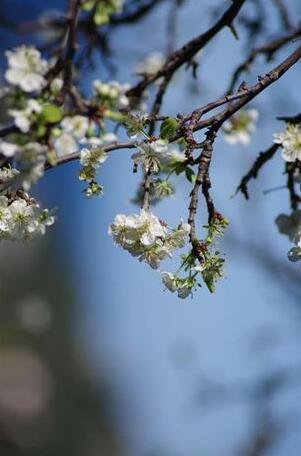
[
  {"left": 0, "top": 193, "right": 54, "bottom": 241},
  {"left": 0, "top": 163, "right": 55, "bottom": 241},
  {"left": 276, "top": 210, "right": 301, "bottom": 262},
  {"left": 9, "top": 98, "right": 43, "bottom": 133},
  {"left": 5, "top": 46, "right": 48, "bottom": 93},
  {"left": 222, "top": 109, "right": 258, "bottom": 145},
  {"left": 132, "top": 139, "right": 185, "bottom": 173},
  {"left": 0, "top": 46, "right": 133, "bottom": 195},
  {"left": 161, "top": 272, "right": 195, "bottom": 299},
  {"left": 0, "top": 166, "right": 20, "bottom": 185},
  {"left": 274, "top": 123, "right": 301, "bottom": 162},
  {"left": 161, "top": 213, "right": 228, "bottom": 298},
  {"left": 109, "top": 210, "right": 190, "bottom": 269},
  {"left": 79, "top": 145, "right": 108, "bottom": 198},
  {"left": 194, "top": 253, "right": 225, "bottom": 294}
]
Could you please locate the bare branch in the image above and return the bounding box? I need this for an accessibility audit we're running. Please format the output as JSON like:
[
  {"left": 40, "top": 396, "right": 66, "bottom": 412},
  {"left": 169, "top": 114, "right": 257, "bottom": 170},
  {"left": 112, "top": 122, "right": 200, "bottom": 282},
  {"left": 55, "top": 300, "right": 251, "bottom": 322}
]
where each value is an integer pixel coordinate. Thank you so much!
[
  {"left": 127, "top": 0, "right": 247, "bottom": 99},
  {"left": 236, "top": 144, "right": 279, "bottom": 199}
]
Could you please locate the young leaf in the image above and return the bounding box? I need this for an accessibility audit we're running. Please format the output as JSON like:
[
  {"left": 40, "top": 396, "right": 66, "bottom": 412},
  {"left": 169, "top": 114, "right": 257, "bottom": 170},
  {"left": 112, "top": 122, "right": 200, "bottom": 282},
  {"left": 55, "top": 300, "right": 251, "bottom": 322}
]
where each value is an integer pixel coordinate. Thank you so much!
[
  {"left": 41, "top": 104, "right": 62, "bottom": 123},
  {"left": 185, "top": 167, "right": 195, "bottom": 182},
  {"left": 160, "top": 117, "right": 178, "bottom": 140}
]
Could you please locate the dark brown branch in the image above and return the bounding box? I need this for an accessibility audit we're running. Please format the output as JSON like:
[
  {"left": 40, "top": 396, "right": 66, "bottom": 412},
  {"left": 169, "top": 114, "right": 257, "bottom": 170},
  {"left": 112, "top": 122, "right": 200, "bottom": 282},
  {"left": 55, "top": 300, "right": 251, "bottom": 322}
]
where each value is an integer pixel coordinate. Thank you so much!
[
  {"left": 202, "top": 172, "right": 215, "bottom": 224},
  {"left": 227, "top": 26, "right": 301, "bottom": 93},
  {"left": 286, "top": 162, "right": 301, "bottom": 210},
  {"left": 236, "top": 144, "right": 279, "bottom": 199},
  {"left": 188, "top": 131, "right": 215, "bottom": 250},
  {"left": 45, "top": 140, "right": 136, "bottom": 170},
  {"left": 148, "top": 74, "right": 172, "bottom": 135},
  {"left": 182, "top": 85, "right": 259, "bottom": 128},
  {"left": 198, "top": 43, "right": 301, "bottom": 134},
  {"left": 127, "top": 0, "right": 246, "bottom": 99},
  {"left": 0, "top": 126, "right": 18, "bottom": 138},
  {"left": 61, "top": 0, "right": 82, "bottom": 96},
  {"left": 45, "top": 0, "right": 82, "bottom": 99},
  {"left": 142, "top": 167, "right": 152, "bottom": 210},
  {"left": 277, "top": 112, "right": 301, "bottom": 124}
]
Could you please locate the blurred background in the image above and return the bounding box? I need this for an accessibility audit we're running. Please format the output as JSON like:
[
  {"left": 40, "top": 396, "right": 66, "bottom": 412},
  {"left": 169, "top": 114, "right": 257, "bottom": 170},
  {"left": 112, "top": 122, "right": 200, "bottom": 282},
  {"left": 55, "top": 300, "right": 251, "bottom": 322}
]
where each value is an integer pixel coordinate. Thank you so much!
[{"left": 0, "top": 0, "right": 301, "bottom": 454}]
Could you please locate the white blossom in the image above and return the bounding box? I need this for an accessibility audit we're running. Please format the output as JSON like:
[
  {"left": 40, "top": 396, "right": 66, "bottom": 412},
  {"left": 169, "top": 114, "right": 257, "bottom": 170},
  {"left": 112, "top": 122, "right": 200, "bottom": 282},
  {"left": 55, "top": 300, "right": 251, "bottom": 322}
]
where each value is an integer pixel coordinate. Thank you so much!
[
  {"left": 274, "top": 123, "right": 301, "bottom": 162},
  {"left": 8, "top": 199, "right": 37, "bottom": 240},
  {"left": 54, "top": 132, "right": 77, "bottom": 156},
  {"left": 61, "top": 115, "right": 89, "bottom": 140},
  {"left": 0, "top": 195, "right": 54, "bottom": 241},
  {"left": 79, "top": 132, "right": 117, "bottom": 148},
  {"left": 161, "top": 272, "right": 193, "bottom": 299},
  {"left": 109, "top": 210, "right": 169, "bottom": 268},
  {"left": 0, "top": 141, "right": 19, "bottom": 157},
  {"left": 165, "top": 222, "right": 190, "bottom": 249},
  {"left": 132, "top": 139, "right": 172, "bottom": 172},
  {"left": 101, "top": 132, "right": 118, "bottom": 143},
  {"left": 0, "top": 196, "right": 12, "bottom": 233},
  {"left": 139, "top": 210, "right": 167, "bottom": 246},
  {"left": 109, "top": 210, "right": 166, "bottom": 246},
  {"left": 79, "top": 147, "right": 107, "bottom": 169},
  {"left": 50, "top": 77, "right": 63, "bottom": 95},
  {"left": 136, "top": 51, "right": 165, "bottom": 75},
  {"left": 223, "top": 109, "right": 258, "bottom": 145},
  {"left": 22, "top": 158, "right": 45, "bottom": 191},
  {"left": 5, "top": 46, "right": 48, "bottom": 92},
  {"left": 109, "top": 211, "right": 190, "bottom": 269},
  {"left": 12, "top": 142, "right": 47, "bottom": 190},
  {"left": 0, "top": 167, "right": 20, "bottom": 185},
  {"left": 9, "top": 99, "right": 42, "bottom": 133},
  {"left": 161, "top": 271, "right": 177, "bottom": 292}
]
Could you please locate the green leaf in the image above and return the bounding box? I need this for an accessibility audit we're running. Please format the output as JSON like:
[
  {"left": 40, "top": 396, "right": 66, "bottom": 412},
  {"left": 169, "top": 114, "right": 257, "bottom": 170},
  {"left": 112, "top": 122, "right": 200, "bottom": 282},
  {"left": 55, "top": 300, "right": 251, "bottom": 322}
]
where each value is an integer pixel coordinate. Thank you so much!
[
  {"left": 185, "top": 167, "right": 195, "bottom": 183},
  {"left": 173, "top": 162, "right": 186, "bottom": 175},
  {"left": 41, "top": 104, "right": 62, "bottom": 123},
  {"left": 159, "top": 117, "right": 178, "bottom": 140},
  {"left": 204, "top": 278, "right": 215, "bottom": 294}
]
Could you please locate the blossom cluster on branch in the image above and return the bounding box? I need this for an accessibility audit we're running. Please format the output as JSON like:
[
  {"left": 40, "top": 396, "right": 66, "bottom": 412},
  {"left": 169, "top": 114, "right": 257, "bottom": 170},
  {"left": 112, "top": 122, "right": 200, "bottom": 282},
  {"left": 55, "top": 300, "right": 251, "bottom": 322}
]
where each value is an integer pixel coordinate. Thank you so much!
[{"left": 1, "top": 0, "right": 301, "bottom": 298}]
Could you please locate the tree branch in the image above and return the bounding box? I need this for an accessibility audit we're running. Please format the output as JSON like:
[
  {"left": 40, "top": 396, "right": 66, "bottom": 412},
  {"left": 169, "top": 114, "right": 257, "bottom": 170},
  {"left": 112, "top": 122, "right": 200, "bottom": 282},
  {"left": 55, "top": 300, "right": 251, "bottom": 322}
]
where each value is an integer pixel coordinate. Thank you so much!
[
  {"left": 127, "top": 0, "right": 246, "bottom": 99},
  {"left": 236, "top": 143, "right": 279, "bottom": 199}
]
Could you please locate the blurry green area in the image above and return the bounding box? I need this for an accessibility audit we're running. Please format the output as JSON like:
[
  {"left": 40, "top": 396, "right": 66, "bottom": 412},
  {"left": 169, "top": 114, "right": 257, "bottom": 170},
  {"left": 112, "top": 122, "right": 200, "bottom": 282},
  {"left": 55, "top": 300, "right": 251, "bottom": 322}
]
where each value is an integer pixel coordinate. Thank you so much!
[{"left": 0, "top": 240, "right": 121, "bottom": 456}]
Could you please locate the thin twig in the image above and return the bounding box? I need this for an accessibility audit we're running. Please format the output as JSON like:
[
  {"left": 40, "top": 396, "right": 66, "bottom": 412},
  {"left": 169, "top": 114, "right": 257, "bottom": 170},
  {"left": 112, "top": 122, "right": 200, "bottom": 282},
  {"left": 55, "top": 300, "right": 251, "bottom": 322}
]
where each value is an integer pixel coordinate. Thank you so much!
[
  {"left": 127, "top": 0, "right": 246, "bottom": 99},
  {"left": 236, "top": 144, "right": 279, "bottom": 199},
  {"left": 227, "top": 26, "right": 301, "bottom": 93},
  {"left": 45, "top": 141, "right": 136, "bottom": 170},
  {"left": 287, "top": 162, "right": 301, "bottom": 209}
]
